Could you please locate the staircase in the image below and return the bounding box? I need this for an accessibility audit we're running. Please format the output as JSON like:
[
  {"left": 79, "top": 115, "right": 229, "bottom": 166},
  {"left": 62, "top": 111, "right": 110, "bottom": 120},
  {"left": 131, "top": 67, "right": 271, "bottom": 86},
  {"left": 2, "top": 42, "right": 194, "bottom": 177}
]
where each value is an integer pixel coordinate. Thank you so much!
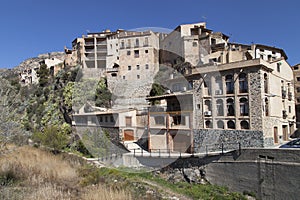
[{"left": 123, "top": 141, "right": 147, "bottom": 154}]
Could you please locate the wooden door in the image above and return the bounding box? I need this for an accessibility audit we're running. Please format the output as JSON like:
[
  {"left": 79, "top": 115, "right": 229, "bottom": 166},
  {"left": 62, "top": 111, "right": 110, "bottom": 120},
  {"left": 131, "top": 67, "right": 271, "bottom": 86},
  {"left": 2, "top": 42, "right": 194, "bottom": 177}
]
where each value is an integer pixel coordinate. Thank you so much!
[
  {"left": 283, "top": 125, "right": 288, "bottom": 141},
  {"left": 124, "top": 130, "right": 134, "bottom": 141},
  {"left": 274, "top": 127, "right": 278, "bottom": 144}
]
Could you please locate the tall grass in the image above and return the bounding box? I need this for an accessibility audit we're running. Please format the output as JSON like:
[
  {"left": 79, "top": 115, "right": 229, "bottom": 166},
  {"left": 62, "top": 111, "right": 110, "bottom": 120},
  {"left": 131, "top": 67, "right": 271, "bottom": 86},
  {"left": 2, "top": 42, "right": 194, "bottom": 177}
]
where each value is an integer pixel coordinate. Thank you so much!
[{"left": 0, "top": 145, "right": 132, "bottom": 200}]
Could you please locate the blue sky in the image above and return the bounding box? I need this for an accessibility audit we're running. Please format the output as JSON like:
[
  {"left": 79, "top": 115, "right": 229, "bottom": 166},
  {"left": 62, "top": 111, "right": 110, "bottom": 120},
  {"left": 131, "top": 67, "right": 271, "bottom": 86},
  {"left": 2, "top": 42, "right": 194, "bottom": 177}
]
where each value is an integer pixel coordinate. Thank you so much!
[{"left": 0, "top": 0, "right": 299, "bottom": 68}]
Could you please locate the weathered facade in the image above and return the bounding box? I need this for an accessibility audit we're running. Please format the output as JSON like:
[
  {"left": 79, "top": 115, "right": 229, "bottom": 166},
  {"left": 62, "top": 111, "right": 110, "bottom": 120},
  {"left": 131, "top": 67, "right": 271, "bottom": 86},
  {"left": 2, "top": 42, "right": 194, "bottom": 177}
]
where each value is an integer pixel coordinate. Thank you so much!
[
  {"left": 106, "top": 30, "right": 163, "bottom": 109},
  {"left": 292, "top": 64, "right": 300, "bottom": 128},
  {"left": 147, "top": 22, "right": 295, "bottom": 153},
  {"left": 72, "top": 103, "right": 148, "bottom": 142}
]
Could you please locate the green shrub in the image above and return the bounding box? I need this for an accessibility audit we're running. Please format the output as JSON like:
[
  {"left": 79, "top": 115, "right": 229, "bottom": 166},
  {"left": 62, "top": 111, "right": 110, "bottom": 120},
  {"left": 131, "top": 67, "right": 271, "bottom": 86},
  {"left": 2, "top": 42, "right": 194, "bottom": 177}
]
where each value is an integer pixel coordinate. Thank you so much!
[{"left": 32, "top": 125, "right": 69, "bottom": 152}]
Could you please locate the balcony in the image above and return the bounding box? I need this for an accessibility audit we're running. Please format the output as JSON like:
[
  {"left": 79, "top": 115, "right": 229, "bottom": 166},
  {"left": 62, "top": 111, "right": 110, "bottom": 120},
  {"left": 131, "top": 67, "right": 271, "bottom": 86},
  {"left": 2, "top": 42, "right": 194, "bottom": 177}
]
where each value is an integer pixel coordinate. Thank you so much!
[
  {"left": 85, "top": 49, "right": 95, "bottom": 53},
  {"left": 204, "top": 111, "right": 212, "bottom": 117},
  {"left": 85, "top": 57, "right": 95, "bottom": 61},
  {"left": 96, "top": 56, "right": 106, "bottom": 60},
  {"left": 85, "top": 42, "right": 94, "bottom": 46},
  {"left": 97, "top": 50, "right": 107, "bottom": 53}
]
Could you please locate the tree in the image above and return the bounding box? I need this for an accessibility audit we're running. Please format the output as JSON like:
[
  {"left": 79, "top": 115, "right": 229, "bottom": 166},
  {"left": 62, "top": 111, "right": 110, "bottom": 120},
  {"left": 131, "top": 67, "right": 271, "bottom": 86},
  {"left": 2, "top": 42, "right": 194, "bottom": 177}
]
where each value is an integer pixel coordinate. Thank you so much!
[
  {"left": 150, "top": 83, "right": 165, "bottom": 97},
  {"left": 37, "top": 64, "right": 50, "bottom": 87},
  {"left": 95, "top": 78, "right": 112, "bottom": 108}
]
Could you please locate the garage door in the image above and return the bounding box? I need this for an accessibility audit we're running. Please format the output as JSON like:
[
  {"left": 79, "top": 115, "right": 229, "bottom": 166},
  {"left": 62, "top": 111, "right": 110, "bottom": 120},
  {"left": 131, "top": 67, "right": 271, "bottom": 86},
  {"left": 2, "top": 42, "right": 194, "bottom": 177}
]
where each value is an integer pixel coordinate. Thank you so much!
[{"left": 124, "top": 130, "right": 134, "bottom": 141}]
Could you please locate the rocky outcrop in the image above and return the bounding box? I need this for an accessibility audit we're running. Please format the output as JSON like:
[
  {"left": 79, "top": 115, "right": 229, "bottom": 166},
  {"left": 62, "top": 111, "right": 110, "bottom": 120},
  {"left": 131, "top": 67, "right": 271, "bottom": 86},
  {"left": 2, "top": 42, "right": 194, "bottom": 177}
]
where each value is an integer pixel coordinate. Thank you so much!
[{"left": 15, "top": 52, "right": 66, "bottom": 72}]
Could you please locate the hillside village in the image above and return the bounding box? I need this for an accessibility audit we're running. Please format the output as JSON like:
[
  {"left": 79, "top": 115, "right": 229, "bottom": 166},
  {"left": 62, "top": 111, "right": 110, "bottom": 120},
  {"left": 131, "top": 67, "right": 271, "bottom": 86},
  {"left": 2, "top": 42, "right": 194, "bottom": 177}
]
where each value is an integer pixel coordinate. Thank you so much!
[{"left": 17, "top": 22, "right": 299, "bottom": 154}]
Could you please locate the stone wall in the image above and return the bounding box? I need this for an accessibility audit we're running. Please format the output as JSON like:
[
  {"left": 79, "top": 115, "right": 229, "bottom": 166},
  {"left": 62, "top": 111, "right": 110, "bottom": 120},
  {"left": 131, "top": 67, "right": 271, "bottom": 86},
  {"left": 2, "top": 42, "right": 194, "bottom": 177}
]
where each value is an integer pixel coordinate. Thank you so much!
[
  {"left": 193, "top": 129, "right": 264, "bottom": 153},
  {"left": 248, "top": 68, "right": 263, "bottom": 130}
]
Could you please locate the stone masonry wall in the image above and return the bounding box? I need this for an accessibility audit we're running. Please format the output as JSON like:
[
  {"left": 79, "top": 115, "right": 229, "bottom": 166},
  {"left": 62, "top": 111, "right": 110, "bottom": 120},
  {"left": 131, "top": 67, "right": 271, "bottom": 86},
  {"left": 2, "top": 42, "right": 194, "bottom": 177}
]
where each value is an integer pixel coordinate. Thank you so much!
[
  {"left": 193, "top": 129, "right": 264, "bottom": 153},
  {"left": 248, "top": 68, "right": 263, "bottom": 130}
]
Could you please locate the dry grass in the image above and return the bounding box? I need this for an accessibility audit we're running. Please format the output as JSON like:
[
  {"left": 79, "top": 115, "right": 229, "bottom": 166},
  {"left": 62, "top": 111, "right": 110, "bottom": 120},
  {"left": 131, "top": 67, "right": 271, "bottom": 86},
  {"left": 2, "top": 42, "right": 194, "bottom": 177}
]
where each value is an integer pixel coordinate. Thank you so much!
[
  {"left": 83, "top": 185, "right": 132, "bottom": 200},
  {"left": 0, "top": 145, "right": 132, "bottom": 200}
]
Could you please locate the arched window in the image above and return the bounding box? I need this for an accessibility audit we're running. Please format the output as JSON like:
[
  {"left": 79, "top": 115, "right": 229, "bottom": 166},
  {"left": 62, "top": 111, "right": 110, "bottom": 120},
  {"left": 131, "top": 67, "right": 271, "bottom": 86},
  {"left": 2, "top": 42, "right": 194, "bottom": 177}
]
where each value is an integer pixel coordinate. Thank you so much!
[
  {"left": 216, "top": 99, "right": 224, "bottom": 116},
  {"left": 204, "top": 100, "right": 212, "bottom": 116},
  {"left": 265, "top": 98, "right": 269, "bottom": 116},
  {"left": 239, "top": 98, "right": 249, "bottom": 116},
  {"left": 204, "top": 77, "right": 211, "bottom": 95},
  {"left": 239, "top": 73, "right": 248, "bottom": 93},
  {"left": 215, "top": 76, "right": 223, "bottom": 95},
  {"left": 264, "top": 73, "right": 268, "bottom": 93},
  {"left": 205, "top": 120, "right": 212, "bottom": 128},
  {"left": 227, "top": 120, "right": 235, "bottom": 129},
  {"left": 217, "top": 120, "right": 224, "bottom": 129},
  {"left": 240, "top": 120, "right": 249, "bottom": 129},
  {"left": 225, "top": 75, "right": 234, "bottom": 94},
  {"left": 226, "top": 98, "right": 235, "bottom": 116}
]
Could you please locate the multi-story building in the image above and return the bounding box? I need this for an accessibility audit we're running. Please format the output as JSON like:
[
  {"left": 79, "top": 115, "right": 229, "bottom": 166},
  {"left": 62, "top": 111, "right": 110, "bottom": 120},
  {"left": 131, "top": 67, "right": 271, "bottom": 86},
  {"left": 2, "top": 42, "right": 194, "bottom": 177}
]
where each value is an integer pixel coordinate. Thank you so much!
[
  {"left": 66, "top": 29, "right": 166, "bottom": 108},
  {"left": 19, "top": 55, "right": 64, "bottom": 85},
  {"left": 146, "top": 23, "right": 295, "bottom": 153},
  {"left": 106, "top": 30, "right": 163, "bottom": 109},
  {"left": 292, "top": 64, "right": 300, "bottom": 128},
  {"left": 72, "top": 103, "right": 148, "bottom": 142},
  {"left": 160, "top": 22, "right": 229, "bottom": 67}
]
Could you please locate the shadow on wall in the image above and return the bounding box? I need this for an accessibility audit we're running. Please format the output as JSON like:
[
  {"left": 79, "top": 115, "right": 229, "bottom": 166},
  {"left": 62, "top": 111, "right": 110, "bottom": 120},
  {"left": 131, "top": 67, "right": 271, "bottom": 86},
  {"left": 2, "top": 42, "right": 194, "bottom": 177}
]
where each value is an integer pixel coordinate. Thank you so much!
[{"left": 135, "top": 129, "right": 149, "bottom": 151}]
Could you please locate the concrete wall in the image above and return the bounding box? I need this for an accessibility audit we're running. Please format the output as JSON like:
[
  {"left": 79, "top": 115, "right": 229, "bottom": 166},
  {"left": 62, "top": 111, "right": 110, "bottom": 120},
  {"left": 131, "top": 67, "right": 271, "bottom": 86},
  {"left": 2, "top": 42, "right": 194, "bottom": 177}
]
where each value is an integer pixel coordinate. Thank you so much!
[
  {"left": 205, "top": 149, "right": 300, "bottom": 200},
  {"left": 164, "top": 148, "right": 300, "bottom": 200}
]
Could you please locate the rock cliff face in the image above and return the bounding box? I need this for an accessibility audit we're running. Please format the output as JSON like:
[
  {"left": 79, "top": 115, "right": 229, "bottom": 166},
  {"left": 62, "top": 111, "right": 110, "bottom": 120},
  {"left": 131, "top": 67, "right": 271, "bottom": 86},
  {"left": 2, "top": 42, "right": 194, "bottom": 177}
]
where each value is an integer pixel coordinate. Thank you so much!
[{"left": 15, "top": 52, "right": 66, "bottom": 72}]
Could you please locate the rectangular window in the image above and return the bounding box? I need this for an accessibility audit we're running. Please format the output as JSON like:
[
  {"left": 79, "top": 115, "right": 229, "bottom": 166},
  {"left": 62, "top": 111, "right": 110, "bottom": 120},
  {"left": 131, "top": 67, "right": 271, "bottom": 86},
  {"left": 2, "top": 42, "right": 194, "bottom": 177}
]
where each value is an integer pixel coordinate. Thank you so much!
[
  {"left": 154, "top": 116, "right": 165, "bottom": 125},
  {"left": 172, "top": 115, "right": 186, "bottom": 126},
  {"left": 289, "top": 106, "right": 291, "bottom": 113},
  {"left": 297, "top": 77, "right": 300, "bottom": 82},
  {"left": 105, "top": 116, "right": 108, "bottom": 122},
  {"left": 127, "top": 51, "right": 131, "bottom": 55},
  {"left": 123, "top": 76, "right": 125, "bottom": 79},
  {"left": 297, "top": 87, "right": 300, "bottom": 93},
  {"left": 137, "top": 75, "right": 140, "bottom": 79},
  {"left": 128, "top": 66, "right": 131, "bottom": 70},
  {"left": 144, "top": 37, "right": 149, "bottom": 46},
  {"left": 134, "top": 50, "right": 139, "bottom": 58},
  {"left": 126, "top": 117, "right": 132, "bottom": 126},
  {"left": 99, "top": 116, "right": 103, "bottom": 122},
  {"left": 135, "top": 39, "right": 139, "bottom": 47},
  {"left": 120, "top": 40, "right": 125, "bottom": 49},
  {"left": 137, "top": 65, "right": 140, "bottom": 70},
  {"left": 277, "top": 63, "right": 281, "bottom": 72},
  {"left": 193, "top": 42, "right": 197, "bottom": 47},
  {"left": 145, "top": 64, "right": 149, "bottom": 69},
  {"left": 145, "top": 49, "right": 148, "bottom": 53},
  {"left": 110, "top": 116, "right": 114, "bottom": 122}
]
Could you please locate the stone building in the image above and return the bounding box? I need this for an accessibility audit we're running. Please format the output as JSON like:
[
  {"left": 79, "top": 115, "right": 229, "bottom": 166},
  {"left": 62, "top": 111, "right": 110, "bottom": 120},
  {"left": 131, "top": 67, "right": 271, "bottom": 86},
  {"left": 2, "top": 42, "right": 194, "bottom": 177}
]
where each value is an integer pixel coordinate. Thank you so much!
[
  {"left": 66, "top": 29, "right": 166, "bottom": 109},
  {"left": 160, "top": 22, "right": 229, "bottom": 67},
  {"left": 66, "top": 30, "right": 121, "bottom": 78},
  {"left": 147, "top": 23, "right": 295, "bottom": 153},
  {"left": 18, "top": 52, "right": 64, "bottom": 85},
  {"left": 106, "top": 30, "right": 164, "bottom": 109},
  {"left": 292, "top": 64, "right": 300, "bottom": 128}
]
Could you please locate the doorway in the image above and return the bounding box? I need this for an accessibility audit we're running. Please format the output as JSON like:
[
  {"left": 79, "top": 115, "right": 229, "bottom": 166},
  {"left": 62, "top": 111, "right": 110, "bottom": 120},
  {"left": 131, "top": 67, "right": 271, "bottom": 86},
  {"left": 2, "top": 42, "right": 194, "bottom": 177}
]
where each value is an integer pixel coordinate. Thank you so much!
[{"left": 274, "top": 127, "right": 278, "bottom": 144}]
